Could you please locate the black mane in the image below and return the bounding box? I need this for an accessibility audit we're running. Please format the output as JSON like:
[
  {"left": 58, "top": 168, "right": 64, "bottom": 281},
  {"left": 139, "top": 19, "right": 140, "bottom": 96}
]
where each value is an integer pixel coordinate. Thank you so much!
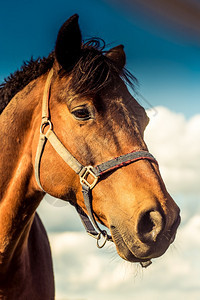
[
  {"left": 67, "top": 39, "right": 137, "bottom": 96},
  {"left": 0, "top": 39, "right": 137, "bottom": 115},
  {"left": 0, "top": 53, "right": 54, "bottom": 114}
]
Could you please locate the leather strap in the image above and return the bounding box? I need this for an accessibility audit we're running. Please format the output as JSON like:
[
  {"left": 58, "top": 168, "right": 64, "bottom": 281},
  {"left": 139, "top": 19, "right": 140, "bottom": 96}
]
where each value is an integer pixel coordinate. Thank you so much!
[
  {"left": 82, "top": 183, "right": 112, "bottom": 242},
  {"left": 75, "top": 204, "right": 99, "bottom": 237},
  {"left": 45, "top": 128, "right": 83, "bottom": 174},
  {"left": 35, "top": 133, "right": 47, "bottom": 192},
  {"left": 42, "top": 68, "right": 54, "bottom": 121},
  {"left": 95, "top": 150, "right": 157, "bottom": 176}
]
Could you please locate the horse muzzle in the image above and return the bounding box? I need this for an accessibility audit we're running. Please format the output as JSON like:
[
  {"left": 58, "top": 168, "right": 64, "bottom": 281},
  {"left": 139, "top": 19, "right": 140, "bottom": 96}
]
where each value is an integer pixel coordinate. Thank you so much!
[{"left": 110, "top": 207, "right": 181, "bottom": 263}]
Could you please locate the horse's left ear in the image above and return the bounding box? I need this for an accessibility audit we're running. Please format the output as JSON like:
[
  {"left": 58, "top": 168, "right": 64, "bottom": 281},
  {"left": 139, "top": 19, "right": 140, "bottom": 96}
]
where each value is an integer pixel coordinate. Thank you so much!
[
  {"left": 105, "top": 45, "right": 126, "bottom": 71},
  {"left": 55, "top": 14, "right": 82, "bottom": 71}
]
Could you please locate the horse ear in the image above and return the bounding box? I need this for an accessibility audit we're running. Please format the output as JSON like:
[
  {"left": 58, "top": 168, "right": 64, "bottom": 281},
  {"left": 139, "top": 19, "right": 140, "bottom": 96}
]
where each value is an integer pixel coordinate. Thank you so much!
[
  {"left": 55, "top": 14, "right": 82, "bottom": 71},
  {"left": 106, "top": 45, "right": 126, "bottom": 71}
]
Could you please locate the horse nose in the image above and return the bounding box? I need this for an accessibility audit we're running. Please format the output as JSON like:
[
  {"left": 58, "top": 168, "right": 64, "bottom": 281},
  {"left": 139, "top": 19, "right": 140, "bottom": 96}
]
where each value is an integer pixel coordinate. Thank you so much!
[{"left": 137, "top": 209, "right": 165, "bottom": 243}]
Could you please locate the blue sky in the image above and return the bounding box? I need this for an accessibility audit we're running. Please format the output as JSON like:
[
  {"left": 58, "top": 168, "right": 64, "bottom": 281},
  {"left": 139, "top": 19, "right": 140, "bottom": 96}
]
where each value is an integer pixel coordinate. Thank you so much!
[{"left": 0, "top": 0, "right": 199, "bottom": 118}]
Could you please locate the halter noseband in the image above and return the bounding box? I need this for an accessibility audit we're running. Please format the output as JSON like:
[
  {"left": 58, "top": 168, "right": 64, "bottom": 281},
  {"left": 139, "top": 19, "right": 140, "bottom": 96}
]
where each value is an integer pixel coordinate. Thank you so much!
[{"left": 35, "top": 69, "right": 157, "bottom": 267}]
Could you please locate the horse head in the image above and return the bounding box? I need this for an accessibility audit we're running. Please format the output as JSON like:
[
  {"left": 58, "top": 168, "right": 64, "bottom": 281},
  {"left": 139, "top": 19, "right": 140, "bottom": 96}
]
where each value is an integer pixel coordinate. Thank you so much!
[{"left": 33, "top": 15, "right": 180, "bottom": 264}]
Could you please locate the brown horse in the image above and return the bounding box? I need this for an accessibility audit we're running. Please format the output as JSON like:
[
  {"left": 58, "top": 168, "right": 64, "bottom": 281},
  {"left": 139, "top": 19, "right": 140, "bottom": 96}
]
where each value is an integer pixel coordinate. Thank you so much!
[{"left": 0, "top": 14, "right": 180, "bottom": 299}]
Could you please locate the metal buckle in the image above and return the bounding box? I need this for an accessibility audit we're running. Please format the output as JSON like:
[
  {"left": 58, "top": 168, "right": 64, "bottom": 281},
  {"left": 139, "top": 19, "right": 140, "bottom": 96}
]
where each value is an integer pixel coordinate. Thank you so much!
[
  {"left": 96, "top": 231, "right": 108, "bottom": 248},
  {"left": 80, "top": 166, "right": 99, "bottom": 189},
  {"left": 86, "top": 231, "right": 108, "bottom": 248},
  {"left": 40, "top": 119, "right": 52, "bottom": 134}
]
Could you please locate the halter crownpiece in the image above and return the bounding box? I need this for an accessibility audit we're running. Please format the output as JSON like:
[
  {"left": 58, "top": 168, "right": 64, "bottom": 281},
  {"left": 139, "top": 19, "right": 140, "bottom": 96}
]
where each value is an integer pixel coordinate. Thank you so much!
[{"left": 35, "top": 69, "right": 158, "bottom": 266}]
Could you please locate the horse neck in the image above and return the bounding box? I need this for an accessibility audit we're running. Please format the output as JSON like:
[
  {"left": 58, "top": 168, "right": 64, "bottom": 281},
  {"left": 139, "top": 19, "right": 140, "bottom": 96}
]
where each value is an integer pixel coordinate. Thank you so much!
[{"left": 0, "top": 75, "right": 45, "bottom": 274}]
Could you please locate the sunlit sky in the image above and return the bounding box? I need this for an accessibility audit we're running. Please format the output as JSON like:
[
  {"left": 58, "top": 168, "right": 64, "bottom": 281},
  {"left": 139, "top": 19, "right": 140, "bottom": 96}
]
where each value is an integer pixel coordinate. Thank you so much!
[{"left": 0, "top": 0, "right": 199, "bottom": 118}]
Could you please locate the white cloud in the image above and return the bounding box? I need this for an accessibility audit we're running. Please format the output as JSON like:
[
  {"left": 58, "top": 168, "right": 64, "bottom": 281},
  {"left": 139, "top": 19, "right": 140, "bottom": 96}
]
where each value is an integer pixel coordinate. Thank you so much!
[
  {"left": 38, "top": 195, "right": 84, "bottom": 232},
  {"left": 145, "top": 107, "right": 200, "bottom": 195}
]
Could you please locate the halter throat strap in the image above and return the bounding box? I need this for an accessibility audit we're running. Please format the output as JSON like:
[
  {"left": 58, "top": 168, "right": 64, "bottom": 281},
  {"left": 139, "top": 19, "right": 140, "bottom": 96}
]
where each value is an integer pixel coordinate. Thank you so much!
[{"left": 35, "top": 69, "right": 158, "bottom": 255}]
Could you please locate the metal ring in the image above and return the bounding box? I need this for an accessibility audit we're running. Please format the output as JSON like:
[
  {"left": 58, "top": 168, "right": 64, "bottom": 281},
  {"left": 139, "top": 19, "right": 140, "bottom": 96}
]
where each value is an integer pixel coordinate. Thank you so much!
[
  {"left": 96, "top": 231, "right": 108, "bottom": 248},
  {"left": 40, "top": 120, "right": 52, "bottom": 134}
]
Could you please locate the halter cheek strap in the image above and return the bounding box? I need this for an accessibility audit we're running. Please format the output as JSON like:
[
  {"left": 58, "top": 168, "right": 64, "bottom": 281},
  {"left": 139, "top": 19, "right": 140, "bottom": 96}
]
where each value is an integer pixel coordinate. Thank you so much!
[{"left": 35, "top": 69, "right": 157, "bottom": 267}]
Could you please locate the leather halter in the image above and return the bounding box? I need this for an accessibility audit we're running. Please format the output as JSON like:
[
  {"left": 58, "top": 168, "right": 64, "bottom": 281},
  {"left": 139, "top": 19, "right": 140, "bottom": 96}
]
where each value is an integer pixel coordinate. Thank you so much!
[{"left": 35, "top": 69, "right": 157, "bottom": 266}]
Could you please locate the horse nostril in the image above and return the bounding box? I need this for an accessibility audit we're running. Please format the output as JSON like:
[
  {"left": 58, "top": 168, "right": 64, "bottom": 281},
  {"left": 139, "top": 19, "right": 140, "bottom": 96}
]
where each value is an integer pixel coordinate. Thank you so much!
[{"left": 137, "top": 210, "right": 164, "bottom": 243}]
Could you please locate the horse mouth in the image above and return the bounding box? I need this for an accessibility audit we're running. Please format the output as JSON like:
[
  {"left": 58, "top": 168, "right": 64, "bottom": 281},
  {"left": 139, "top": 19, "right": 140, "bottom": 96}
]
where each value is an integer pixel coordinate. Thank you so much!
[
  {"left": 110, "top": 226, "right": 150, "bottom": 263},
  {"left": 110, "top": 217, "right": 180, "bottom": 263}
]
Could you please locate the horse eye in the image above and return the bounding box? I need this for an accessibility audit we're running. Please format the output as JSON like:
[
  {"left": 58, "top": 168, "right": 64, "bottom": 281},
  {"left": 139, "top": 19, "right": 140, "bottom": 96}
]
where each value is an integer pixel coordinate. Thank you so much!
[{"left": 72, "top": 107, "right": 91, "bottom": 121}]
